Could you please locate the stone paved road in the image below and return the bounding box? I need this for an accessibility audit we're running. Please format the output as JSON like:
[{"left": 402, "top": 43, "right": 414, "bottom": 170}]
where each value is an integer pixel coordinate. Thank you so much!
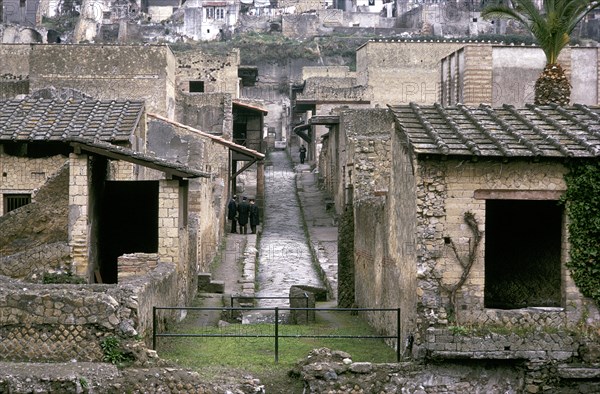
[{"left": 256, "top": 151, "right": 323, "bottom": 307}]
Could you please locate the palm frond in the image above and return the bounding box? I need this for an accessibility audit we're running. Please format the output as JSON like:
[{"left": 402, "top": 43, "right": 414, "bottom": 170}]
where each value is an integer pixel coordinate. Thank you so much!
[{"left": 482, "top": 0, "right": 600, "bottom": 65}]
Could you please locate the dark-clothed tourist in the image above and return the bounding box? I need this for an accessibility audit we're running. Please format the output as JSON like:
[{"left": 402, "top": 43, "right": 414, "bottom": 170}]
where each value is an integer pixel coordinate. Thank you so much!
[
  {"left": 237, "top": 196, "right": 250, "bottom": 234},
  {"left": 227, "top": 195, "right": 238, "bottom": 233},
  {"left": 249, "top": 198, "right": 260, "bottom": 234},
  {"left": 299, "top": 145, "right": 307, "bottom": 164}
]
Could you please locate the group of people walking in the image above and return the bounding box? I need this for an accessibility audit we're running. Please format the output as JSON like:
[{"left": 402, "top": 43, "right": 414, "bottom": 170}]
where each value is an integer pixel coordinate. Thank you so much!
[{"left": 227, "top": 195, "right": 260, "bottom": 234}]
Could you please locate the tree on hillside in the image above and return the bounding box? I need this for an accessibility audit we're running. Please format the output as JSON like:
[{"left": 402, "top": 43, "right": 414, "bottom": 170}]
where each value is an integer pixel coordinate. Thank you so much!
[{"left": 482, "top": 0, "right": 600, "bottom": 105}]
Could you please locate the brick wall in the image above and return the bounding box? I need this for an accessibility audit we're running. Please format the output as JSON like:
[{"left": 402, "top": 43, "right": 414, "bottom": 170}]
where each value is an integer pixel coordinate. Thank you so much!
[
  {"left": 0, "top": 152, "right": 67, "bottom": 216},
  {"left": 462, "top": 45, "right": 493, "bottom": 105},
  {"left": 68, "top": 153, "right": 90, "bottom": 278}
]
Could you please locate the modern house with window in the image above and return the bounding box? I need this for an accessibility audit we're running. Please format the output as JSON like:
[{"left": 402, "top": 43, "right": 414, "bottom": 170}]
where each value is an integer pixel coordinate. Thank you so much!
[{"left": 183, "top": 0, "right": 238, "bottom": 41}]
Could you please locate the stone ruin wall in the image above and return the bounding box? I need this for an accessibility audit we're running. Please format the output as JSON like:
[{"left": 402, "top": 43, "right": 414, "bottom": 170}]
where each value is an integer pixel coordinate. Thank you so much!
[
  {"left": 0, "top": 242, "right": 71, "bottom": 282},
  {"left": 355, "top": 41, "right": 465, "bottom": 106},
  {"left": 0, "top": 159, "right": 69, "bottom": 259},
  {"left": 175, "top": 49, "right": 240, "bottom": 98},
  {"left": 298, "top": 77, "right": 370, "bottom": 103},
  {"left": 413, "top": 157, "right": 600, "bottom": 364},
  {"left": 28, "top": 45, "right": 175, "bottom": 116},
  {"left": 336, "top": 109, "right": 600, "bottom": 373},
  {"left": 147, "top": 115, "right": 230, "bottom": 274},
  {"left": 0, "top": 261, "right": 178, "bottom": 362},
  {"left": 0, "top": 45, "right": 30, "bottom": 97},
  {"left": 415, "top": 158, "right": 600, "bottom": 330},
  {"left": 296, "top": 348, "right": 600, "bottom": 393},
  {"left": 174, "top": 92, "right": 231, "bottom": 136},
  {"left": 344, "top": 109, "right": 409, "bottom": 350}
]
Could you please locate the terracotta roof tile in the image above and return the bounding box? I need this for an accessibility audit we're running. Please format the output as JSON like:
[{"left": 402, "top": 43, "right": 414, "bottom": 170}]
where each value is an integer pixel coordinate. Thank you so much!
[
  {"left": 0, "top": 98, "right": 144, "bottom": 142},
  {"left": 389, "top": 103, "right": 600, "bottom": 158}
]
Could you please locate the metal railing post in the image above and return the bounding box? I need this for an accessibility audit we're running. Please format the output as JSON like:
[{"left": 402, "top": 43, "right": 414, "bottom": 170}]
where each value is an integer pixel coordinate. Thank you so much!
[
  {"left": 305, "top": 292, "right": 309, "bottom": 323},
  {"left": 275, "top": 307, "right": 279, "bottom": 363},
  {"left": 396, "top": 308, "right": 401, "bottom": 362},
  {"left": 152, "top": 306, "right": 157, "bottom": 350}
]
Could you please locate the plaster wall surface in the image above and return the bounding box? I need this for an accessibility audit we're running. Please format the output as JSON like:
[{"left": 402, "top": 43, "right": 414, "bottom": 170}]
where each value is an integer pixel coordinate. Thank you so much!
[
  {"left": 442, "top": 45, "right": 598, "bottom": 106},
  {"left": 29, "top": 44, "right": 175, "bottom": 117},
  {"left": 0, "top": 44, "right": 31, "bottom": 76},
  {"left": 175, "top": 49, "right": 240, "bottom": 98},
  {"left": 356, "top": 41, "right": 465, "bottom": 106}
]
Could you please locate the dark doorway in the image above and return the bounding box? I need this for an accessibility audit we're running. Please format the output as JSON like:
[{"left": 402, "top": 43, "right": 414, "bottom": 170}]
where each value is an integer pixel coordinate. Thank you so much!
[
  {"left": 98, "top": 181, "right": 158, "bottom": 283},
  {"left": 484, "top": 200, "right": 562, "bottom": 309}
]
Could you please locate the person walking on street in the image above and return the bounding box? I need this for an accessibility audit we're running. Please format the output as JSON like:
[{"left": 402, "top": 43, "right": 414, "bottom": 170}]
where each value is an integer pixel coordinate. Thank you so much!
[
  {"left": 249, "top": 198, "right": 260, "bottom": 234},
  {"left": 237, "top": 196, "right": 250, "bottom": 234},
  {"left": 227, "top": 195, "right": 238, "bottom": 233},
  {"left": 299, "top": 145, "right": 307, "bottom": 164}
]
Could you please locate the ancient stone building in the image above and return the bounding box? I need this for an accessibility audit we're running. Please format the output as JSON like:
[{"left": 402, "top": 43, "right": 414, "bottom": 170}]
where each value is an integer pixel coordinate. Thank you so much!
[
  {"left": 292, "top": 66, "right": 371, "bottom": 165},
  {"left": 320, "top": 103, "right": 600, "bottom": 384},
  {"left": 356, "top": 40, "right": 465, "bottom": 106},
  {"left": 0, "top": 96, "right": 264, "bottom": 361},
  {"left": 28, "top": 44, "right": 178, "bottom": 117},
  {"left": 441, "top": 44, "right": 600, "bottom": 107}
]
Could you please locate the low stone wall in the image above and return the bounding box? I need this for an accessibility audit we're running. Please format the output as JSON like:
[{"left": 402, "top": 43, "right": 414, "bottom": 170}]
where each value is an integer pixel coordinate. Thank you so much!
[
  {"left": 424, "top": 327, "right": 578, "bottom": 361},
  {"left": 295, "top": 347, "right": 600, "bottom": 393},
  {"left": 0, "top": 262, "right": 178, "bottom": 362},
  {"left": 0, "top": 242, "right": 70, "bottom": 281}
]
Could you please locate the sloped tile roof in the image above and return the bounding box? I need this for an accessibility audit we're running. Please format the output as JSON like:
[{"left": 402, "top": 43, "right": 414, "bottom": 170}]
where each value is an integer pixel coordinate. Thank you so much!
[
  {"left": 389, "top": 103, "right": 600, "bottom": 158},
  {"left": 0, "top": 98, "right": 144, "bottom": 142},
  {"left": 69, "top": 138, "right": 209, "bottom": 179}
]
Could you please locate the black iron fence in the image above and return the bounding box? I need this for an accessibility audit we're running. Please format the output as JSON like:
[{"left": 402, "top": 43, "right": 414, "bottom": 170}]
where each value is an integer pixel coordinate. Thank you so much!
[{"left": 152, "top": 306, "right": 401, "bottom": 362}]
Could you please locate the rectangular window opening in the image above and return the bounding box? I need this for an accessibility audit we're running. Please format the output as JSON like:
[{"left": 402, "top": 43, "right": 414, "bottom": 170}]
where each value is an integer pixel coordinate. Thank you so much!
[
  {"left": 484, "top": 200, "right": 562, "bottom": 309},
  {"left": 189, "top": 80, "right": 205, "bottom": 93},
  {"left": 4, "top": 193, "right": 31, "bottom": 213}
]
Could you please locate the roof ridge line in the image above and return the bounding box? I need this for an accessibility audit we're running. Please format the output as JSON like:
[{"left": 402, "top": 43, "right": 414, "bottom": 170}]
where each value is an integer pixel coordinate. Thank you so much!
[
  {"left": 457, "top": 104, "right": 512, "bottom": 157},
  {"left": 434, "top": 103, "right": 481, "bottom": 156},
  {"left": 409, "top": 102, "right": 449, "bottom": 155},
  {"left": 502, "top": 104, "right": 565, "bottom": 156}
]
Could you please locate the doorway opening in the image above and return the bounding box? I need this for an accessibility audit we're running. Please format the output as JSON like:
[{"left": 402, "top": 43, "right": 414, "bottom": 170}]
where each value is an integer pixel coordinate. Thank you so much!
[
  {"left": 98, "top": 181, "right": 158, "bottom": 283},
  {"left": 484, "top": 200, "right": 562, "bottom": 309}
]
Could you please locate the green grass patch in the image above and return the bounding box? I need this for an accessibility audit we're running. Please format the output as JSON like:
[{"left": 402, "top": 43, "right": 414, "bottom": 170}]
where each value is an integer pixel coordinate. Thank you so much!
[{"left": 157, "top": 309, "right": 397, "bottom": 376}]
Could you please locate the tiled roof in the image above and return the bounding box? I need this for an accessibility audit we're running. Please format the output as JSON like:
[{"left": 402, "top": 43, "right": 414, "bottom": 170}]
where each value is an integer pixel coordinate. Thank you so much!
[
  {"left": 69, "top": 138, "right": 209, "bottom": 179},
  {"left": 389, "top": 103, "right": 600, "bottom": 158},
  {"left": 0, "top": 98, "right": 144, "bottom": 142}
]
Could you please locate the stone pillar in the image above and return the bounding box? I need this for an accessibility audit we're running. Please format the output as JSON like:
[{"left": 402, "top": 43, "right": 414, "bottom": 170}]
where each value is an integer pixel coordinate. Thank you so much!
[
  {"left": 68, "top": 153, "right": 90, "bottom": 279},
  {"left": 256, "top": 160, "right": 265, "bottom": 210},
  {"left": 290, "top": 286, "right": 316, "bottom": 324},
  {"left": 158, "top": 179, "right": 180, "bottom": 264}
]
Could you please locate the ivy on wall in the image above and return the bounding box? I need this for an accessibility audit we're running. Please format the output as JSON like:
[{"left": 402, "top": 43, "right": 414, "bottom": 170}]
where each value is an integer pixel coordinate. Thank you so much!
[{"left": 562, "top": 161, "right": 600, "bottom": 306}]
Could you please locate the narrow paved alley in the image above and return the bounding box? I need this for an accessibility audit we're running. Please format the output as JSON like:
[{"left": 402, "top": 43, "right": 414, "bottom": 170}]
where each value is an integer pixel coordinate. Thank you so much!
[{"left": 255, "top": 151, "right": 324, "bottom": 307}]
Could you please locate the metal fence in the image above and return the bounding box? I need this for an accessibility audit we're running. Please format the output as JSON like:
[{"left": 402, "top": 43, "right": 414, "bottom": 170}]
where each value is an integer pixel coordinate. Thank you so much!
[{"left": 152, "top": 306, "right": 401, "bottom": 362}]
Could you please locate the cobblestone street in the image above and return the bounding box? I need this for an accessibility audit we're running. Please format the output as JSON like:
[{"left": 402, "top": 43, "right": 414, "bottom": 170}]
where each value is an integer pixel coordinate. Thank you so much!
[{"left": 256, "top": 150, "right": 324, "bottom": 307}]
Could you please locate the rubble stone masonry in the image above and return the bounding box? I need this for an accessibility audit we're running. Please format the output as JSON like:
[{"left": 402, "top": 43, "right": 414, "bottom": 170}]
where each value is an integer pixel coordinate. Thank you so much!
[{"left": 0, "top": 262, "right": 178, "bottom": 362}]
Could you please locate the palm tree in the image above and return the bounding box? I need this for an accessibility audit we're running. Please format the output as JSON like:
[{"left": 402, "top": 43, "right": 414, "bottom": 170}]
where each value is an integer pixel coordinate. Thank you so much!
[{"left": 482, "top": 0, "right": 600, "bottom": 105}]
